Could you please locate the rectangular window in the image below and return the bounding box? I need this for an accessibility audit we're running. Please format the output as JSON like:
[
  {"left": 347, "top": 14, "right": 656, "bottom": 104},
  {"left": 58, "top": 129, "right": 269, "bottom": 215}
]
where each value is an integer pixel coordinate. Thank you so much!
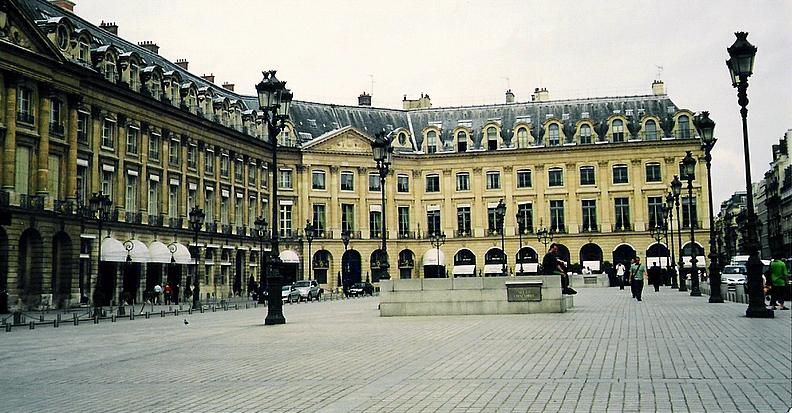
[
  {"left": 248, "top": 164, "right": 256, "bottom": 186},
  {"left": 612, "top": 165, "right": 629, "bottom": 184},
  {"left": 517, "top": 203, "right": 533, "bottom": 233},
  {"left": 101, "top": 119, "right": 115, "bottom": 149},
  {"left": 647, "top": 196, "right": 664, "bottom": 229},
  {"left": 204, "top": 190, "right": 214, "bottom": 221},
  {"left": 149, "top": 133, "right": 161, "bottom": 161},
  {"left": 369, "top": 173, "right": 381, "bottom": 192},
  {"left": 220, "top": 195, "right": 229, "bottom": 225},
  {"left": 580, "top": 166, "right": 596, "bottom": 185},
  {"left": 278, "top": 169, "right": 292, "bottom": 189},
  {"left": 425, "top": 174, "right": 440, "bottom": 193},
  {"left": 427, "top": 209, "right": 441, "bottom": 236},
  {"left": 188, "top": 189, "right": 197, "bottom": 216},
  {"left": 456, "top": 173, "right": 470, "bottom": 191},
  {"left": 126, "top": 127, "right": 138, "bottom": 154},
  {"left": 169, "top": 139, "right": 180, "bottom": 165},
  {"left": 340, "top": 171, "right": 354, "bottom": 191},
  {"left": 486, "top": 171, "right": 501, "bottom": 190},
  {"left": 261, "top": 166, "right": 268, "bottom": 188},
  {"left": 580, "top": 125, "right": 593, "bottom": 144},
  {"left": 517, "top": 170, "right": 532, "bottom": 188},
  {"left": 168, "top": 184, "right": 179, "bottom": 218},
  {"left": 397, "top": 175, "right": 409, "bottom": 193},
  {"left": 645, "top": 163, "right": 662, "bottom": 182},
  {"left": 581, "top": 200, "right": 597, "bottom": 232},
  {"left": 279, "top": 204, "right": 292, "bottom": 237},
  {"left": 341, "top": 203, "right": 355, "bottom": 232},
  {"left": 234, "top": 159, "right": 244, "bottom": 182},
  {"left": 457, "top": 206, "right": 471, "bottom": 236},
  {"left": 311, "top": 170, "right": 326, "bottom": 190},
  {"left": 17, "top": 87, "right": 33, "bottom": 118},
  {"left": 76, "top": 164, "right": 88, "bottom": 205},
  {"left": 234, "top": 196, "right": 243, "bottom": 227},
  {"left": 125, "top": 174, "right": 138, "bottom": 212},
  {"left": 149, "top": 180, "right": 159, "bottom": 215},
  {"left": 101, "top": 170, "right": 114, "bottom": 199},
  {"left": 550, "top": 200, "right": 565, "bottom": 232},
  {"left": 682, "top": 196, "right": 698, "bottom": 229},
  {"left": 77, "top": 112, "right": 90, "bottom": 144},
  {"left": 369, "top": 210, "right": 382, "bottom": 238},
  {"left": 548, "top": 168, "right": 564, "bottom": 187},
  {"left": 398, "top": 206, "right": 410, "bottom": 236},
  {"left": 15, "top": 146, "right": 31, "bottom": 195},
  {"left": 49, "top": 99, "right": 62, "bottom": 133},
  {"left": 312, "top": 204, "right": 326, "bottom": 233},
  {"left": 187, "top": 145, "right": 197, "bottom": 170},
  {"left": 487, "top": 206, "right": 503, "bottom": 234},
  {"left": 614, "top": 197, "right": 630, "bottom": 230},
  {"left": 220, "top": 154, "right": 229, "bottom": 177},
  {"left": 248, "top": 197, "right": 257, "bottom": 231}
]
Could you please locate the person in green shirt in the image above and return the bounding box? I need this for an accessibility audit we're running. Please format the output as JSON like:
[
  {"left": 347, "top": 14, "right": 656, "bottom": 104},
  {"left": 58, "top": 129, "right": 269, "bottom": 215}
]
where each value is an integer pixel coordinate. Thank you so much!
[
  {"left": 768, "top": 254, "right": 789, "bottom": 310},
  {"left": 629, "top": 256, "right": 646, "bottom": 301}
]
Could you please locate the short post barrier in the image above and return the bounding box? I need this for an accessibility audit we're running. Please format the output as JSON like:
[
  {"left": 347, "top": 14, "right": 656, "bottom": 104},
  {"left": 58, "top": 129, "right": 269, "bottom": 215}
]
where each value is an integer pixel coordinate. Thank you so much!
[
  {"left": 29, "top": 321, "right": 35, "bottom": 330},
  {"left": 53, "top": 319, "right": 59, "bottom": 328},
  {"left": 161, "top": 310, "right": 165, "bottom": 317},
  {"left": 73, "top": 313, "right": 79, "bottom": 326},
  {"left": 93, "top": 315, "right": 99, "bottom": 324},
  {"left": 145, "top": 312, "right": 150, "bottom": 319},
  {"left": 4, "top": 323, "right": 11, "bottom": 332},
  {"left": 111, "top": 315, "right": 116, "bottom": 322}
]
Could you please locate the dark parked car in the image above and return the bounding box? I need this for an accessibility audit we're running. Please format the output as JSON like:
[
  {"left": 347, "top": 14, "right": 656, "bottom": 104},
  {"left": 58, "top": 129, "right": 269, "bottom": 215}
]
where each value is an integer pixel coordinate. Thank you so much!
[{"left": 348, "top": 282, "right": 374, "bottom": 297}]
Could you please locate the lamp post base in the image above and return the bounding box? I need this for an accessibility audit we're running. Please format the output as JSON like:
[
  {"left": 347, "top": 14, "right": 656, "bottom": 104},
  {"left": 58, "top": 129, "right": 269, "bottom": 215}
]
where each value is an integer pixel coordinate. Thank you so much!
[
  {"left": 746, "top": 306, "right": 774, "bottom": 318},
  {"left": 265, "top": 313, "right": 287, "bottom": 325},
  {"left": 690, "top": 288, "right": 702, "bottom": 297},
  {"left": 708, "top": 295, "right": 724, "bottom": 303}
]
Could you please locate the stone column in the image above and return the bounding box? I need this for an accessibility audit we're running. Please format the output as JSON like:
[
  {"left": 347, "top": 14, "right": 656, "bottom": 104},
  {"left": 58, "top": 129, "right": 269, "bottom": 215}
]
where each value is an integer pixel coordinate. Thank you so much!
[
  {"left": 329, "top": 165, "right": 339, "bottom": 236},
  {"left": 442, "top": 168, "right": 453, "bottom": 236},
  {"left": 180, "top": 136, "right": 188, "bottom": 223},
  {"left": 471, "top": 167, "right": 482, "bottom": 236},
  {"left": 2, "top": 74, "right": 17, "bottom": 191},
  {"left": 197, "top": 142, "right": 205, "bottom": 208},
  {"left": 533, "top": 165, "right": 546, "bottom": 230},
  {"left": 631, "top": 159, "right": 645, "bottom": 231},
  {"left": 115, "top": 115, "right": 127, "bottom": 212},
  {"left": 597, "top": 161, "right": 611, "bottom": 232},
  {"left": 229, "top": 152, "right": 236, "bottom": 226},
  {"left": 503, "top": 165, "right": 514, "bottom": 236},
  {"left": 139, "top": 123, "right": 149, "bottom": 218},
  {"left": 90, "top": 107, "right": 102, "bottom": 193},
  {"left": 160, "top": 131, "right": 170, "bottom": 220},
  {"left": 565, "top": 163, "right": 578, "bottom": 233},
  {"left": 36, "top": 87, "right": 51, "bottom": 197},
  {"left": 65, "top": 94, "right": 80, "bottom": 201}
]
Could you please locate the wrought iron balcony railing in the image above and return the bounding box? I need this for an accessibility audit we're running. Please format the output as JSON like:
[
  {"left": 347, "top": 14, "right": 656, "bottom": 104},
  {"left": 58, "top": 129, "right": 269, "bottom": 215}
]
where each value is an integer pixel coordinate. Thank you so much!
[
  {"left": 454, "top": 230, "right": 473, "bottom": 238},
  {"left": 397, "top": 231, "right": 416, "bottom": 239},
  {"left": 20, "top": 194, "right": 44, "bottom": 211}
]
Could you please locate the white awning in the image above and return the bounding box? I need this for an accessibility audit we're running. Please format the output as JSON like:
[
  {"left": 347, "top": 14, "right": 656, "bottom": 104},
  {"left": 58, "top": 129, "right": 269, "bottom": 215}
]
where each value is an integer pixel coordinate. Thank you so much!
[
  {"left": 516, "top": 263, "right": 539, "bottom": 273},
  {"left": 148, "top": 241, "right": 172, "bottom": 264},
  {"left": 582, "top": 260, "right": 601, "bottom": 271},
  {"left": 172, "top": 243, "right": 193, "bottom": 265},
  {"left": 483, "top": 264, "right": 505, "bottom": 274},
  {"left": 422, "top": 249, "right": 445, "bottom": 266},
  {"left": 126, "top": 239, "right": 150, "bottom": 263},
  {"left": 279, "top": 249, "right": 300, "bottom": 264},
  {"left": 100, "top": 238, "right": 126, "bottom": 262},
  {"left": 452, "top": 265, "right": 475, "bottom": 276}
]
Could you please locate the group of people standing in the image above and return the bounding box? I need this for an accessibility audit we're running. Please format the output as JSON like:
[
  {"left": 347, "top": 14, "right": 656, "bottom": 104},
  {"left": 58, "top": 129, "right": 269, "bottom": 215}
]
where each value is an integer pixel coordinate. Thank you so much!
[{"left": 615, "top": 257, "right": 664, "bottom": 301}]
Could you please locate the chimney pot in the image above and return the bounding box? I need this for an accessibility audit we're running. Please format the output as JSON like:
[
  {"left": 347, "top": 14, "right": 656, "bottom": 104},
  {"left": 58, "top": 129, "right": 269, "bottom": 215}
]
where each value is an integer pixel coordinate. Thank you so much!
[
  {"left": 222, "top": 82, "right": 235, "bottom": 92},
  {"left": 358, "top": 91, "right": 371, "bottom": 106},
  {"left": 49, "top": 0, "right": 75, "bottom": 12},
  {"left": 137, "top": 41, "right": 159, "bottom": 55},
  {"left": 505, "top": 89, "right": 515, "bottom": 104},
  {"left": 201, "top": 73, "right": 215, "bottom": 84},
  {"left": 175, "top": 59, "right": 189, "bottom": 70},
  {"left": 99, "top": 20, "right": 118, "bottom": 35}
]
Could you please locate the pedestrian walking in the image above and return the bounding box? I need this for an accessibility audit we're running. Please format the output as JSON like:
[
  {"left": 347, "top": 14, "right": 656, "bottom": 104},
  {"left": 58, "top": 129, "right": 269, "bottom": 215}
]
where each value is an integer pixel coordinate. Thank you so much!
[
  {"left": 616, "top": 262, "right": 626, "bottom": 290},
  {"left": 648, "top": 263, "right": 663, "bottom": 292},
  {"left": 768, "top": 254, "right": 789, "bottom": 310},
  {"left": 630, "top": 256, "right": 646, "bottom": 301},
  {"left": 164, "top": 283, "right": 172, "bottom": 305}
]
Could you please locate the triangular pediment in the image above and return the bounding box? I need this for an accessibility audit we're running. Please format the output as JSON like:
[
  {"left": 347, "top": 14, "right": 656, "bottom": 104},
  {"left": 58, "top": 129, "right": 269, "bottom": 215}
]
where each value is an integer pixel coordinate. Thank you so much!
[
  {"left": 0, "top": 0, "right": 65, "bottom": 61},
  {"left": 303, "top": 126, "right": 375, "bottom": 155}
]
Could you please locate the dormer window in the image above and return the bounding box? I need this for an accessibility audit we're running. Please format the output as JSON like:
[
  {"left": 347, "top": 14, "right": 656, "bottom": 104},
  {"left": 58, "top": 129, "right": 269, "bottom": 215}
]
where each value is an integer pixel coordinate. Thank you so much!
[
  {"left": 548, "top": 124, "right": 560, "bottom": 146},
  {"left": 456, "top": 131, "right": 467, "bottom": 152},
  {"left": 580, "top": 124, "right": 592, "bottom": 144},
  {"left": 397, "top": 132, "right": 407, "bottom": 146},
  {"left": 129, "top": 63, "right": 140, "bottom": 91},
  {"left": 612, "top": 119, "right": 625, "bottom": 142},
  {"left": 56, "top": 25, "right": 69, "bottom": 50},
  {"left": 517, "top": 127, "right": 529, "bottom": 148},
  {"left": 78, "top": 40, "right": 90, "bottom": 62},
  {"left": 103, "top": 55, "right": 117, "bottom": 83},
  {"left": 426, "top": 130, "right": 437, "bottom": 154},
  {"left": 487, "top": 127, "right": 498, "bottom": 150},
  {"left": 677, "top": 115, "right": 690, "bottom": 139},
  {"left": 644, "top": 120, "right": 658, "bottom": 140}
]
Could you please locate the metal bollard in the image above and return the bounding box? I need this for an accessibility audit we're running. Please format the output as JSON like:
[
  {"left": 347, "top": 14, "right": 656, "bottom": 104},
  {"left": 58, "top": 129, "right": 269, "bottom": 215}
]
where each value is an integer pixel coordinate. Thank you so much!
[
  {"left": 200, "top": 307, "right": 204, "bottom": 314},
  {"left": 161, "top": 310, "right": 166, "bottom": 317},
  {"left": 188, "top": 308, "right": 192, "bottom": 315},
  {"left": 145, "top": 312, "right": 150, "bottom": 319},
  {"left": 94, "top": 315, "right": 99, "bottom": 324},
  {"left": 235, "top": 304, "right": 239, "bottom": 310},
  {"left": 54, "top": 319, "right": 59, "bottom": 328},
  {"left": 5, "top": 323, "right": 10, "bottom": 332},
  {"left": 29, "top": 321, "right": 35, "bottom": 330},
  {"left": 73, "top": 313, "right": 79, "bottom": 326},
  {"left": 111, "top": 315, "right": 116, "bottom": 322},
  {"left": 39, "top": 315, "right": 44, "bottom": 322},
  {"left": 57, "top": 314, "right": 61, "bottom": 322},
  {"left": 175, "top": 309, "right": 179, "bottom": 316},
  {"left": 130, "top": 312, "right": 134, "bottom": 321}
]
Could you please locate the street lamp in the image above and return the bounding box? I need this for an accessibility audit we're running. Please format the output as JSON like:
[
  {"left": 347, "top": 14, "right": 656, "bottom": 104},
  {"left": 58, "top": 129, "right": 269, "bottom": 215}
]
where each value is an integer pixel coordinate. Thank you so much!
[
  {"left": 429, "top": 232, "right": 446, "bottom": 278},
  {"left": 649, "top": 223, "right": 663, "bottom": 270},
  {"left": 536, "top": 222, "right": 554, "bottom": 253},
  {"left": 516, "top": 210, "right": 526, "bottom": 275},
  {"left": 88, "top": 191, "right": 112, "bottom": 314},
  {"left": 370, "top": 131, "right": 393, "bottom": 280},
  {"left": 682, "top": 151, "right": 701, "bottom": 297},
  {"left": 671, "top": 175, "right": 687, "bottom": 292},
  {"left": 664, "top": 198, "right": 678, "bottom": 289},
  {"left": 341, "top": 230, "right": 350, "bottom": 251},
  {"left": 188, "top": 206, "right": 205, "bottom": 310},
  {"left": 495, "top": 199, "right": 508, "bottom": 276},
  {"left": 304, "top": 220, "right": 315, "bottom": 280},
  {"left": 694, "top": 111, "right": 723, "bottom": 303},
  {"left": 340, "top": 230, "right": 350, "bottom": 293},
  {"left": 726, "top": 32, "right": 772, "bottom": 317},
  {"left": 254, "top": 216, "right": 268, "bottom": 303},
  {"left": 256, "top": 69, "right": 294, "bottom": 325}
]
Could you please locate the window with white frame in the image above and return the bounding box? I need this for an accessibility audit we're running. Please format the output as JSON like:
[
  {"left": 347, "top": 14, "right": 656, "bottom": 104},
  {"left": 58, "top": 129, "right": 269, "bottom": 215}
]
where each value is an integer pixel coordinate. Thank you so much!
[
  {"left": 369, "top": 173, "right": 381, "bottom": 192},
  {"left": 340, "top": 171, "right": 354, "bottom": 191},
  {"left": 425, "top": 174, "right": 440, "bottom": 193},
  {"left": 397, "top": 174, "right": 409, "bottom": 193},
  {"left": 126, "top": 126, "right": 139, "bottom": 154},
  {"left": 456, "top": 172, "right": 470, "bottom": 191},
  {"left": 517, "top": 169, "right": 532, "bottom": 188},
  {"left": 101, "top": 119, "right": 115, "bottom": 149},
  {"left": 278, "top": 169, "right": 292, "bottom": 189},
  {"left": 486, "top": 171, "right": 501, "bottom": 190}
]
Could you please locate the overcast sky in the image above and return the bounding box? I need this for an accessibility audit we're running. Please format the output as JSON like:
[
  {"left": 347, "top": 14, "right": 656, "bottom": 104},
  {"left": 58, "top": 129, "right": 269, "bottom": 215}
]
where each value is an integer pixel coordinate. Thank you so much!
[{"left": 74, "top": 0, "right": 792, "bottom": 206}]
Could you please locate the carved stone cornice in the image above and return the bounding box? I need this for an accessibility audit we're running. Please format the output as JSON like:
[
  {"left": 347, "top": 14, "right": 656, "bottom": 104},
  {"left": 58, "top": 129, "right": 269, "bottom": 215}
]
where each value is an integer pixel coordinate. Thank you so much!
[
  {"left": 630, "top": 159, "right": 642, "bottom": 166},
  {"left": 503, "top": 165, "right": 513, "bottom": 173},
  {"left": 597, "top": 160, "right": 609, "bottom": 168},
  {"left": 663, "top": 156, "right": 676, "bottom": 165}
]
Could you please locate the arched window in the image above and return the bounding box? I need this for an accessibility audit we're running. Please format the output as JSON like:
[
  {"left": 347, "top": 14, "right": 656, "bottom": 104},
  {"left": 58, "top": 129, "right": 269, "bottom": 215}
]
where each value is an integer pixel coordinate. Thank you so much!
[
  {"left": 548, "top": 124, "right": 560, "bottom": 146},
  {"left": 426, "top": 130, "right": 437, "bottom": 154},
  {"left": 457, "top": 131, "right": 467, "bottom": 152},
  {"left": 487, "top": 127, "right": 498, "bottom": 150},
  {"left": 644, "top": 120, "right": 658, "bottom": 140},
  {"left": 517, "top": 127, "right": 529, "bottom": 148},
  {"left": 612, "top": 119, "right": 624, "bottom": 142},
  {"left": 103, "top": 54, "right": 117, "bottom": 83},
  {"left": 579, "top": 124, "right": 592, "bottom": 144},
  {"left": 678, "top": 115, "right": 690, "bottom": 139}
]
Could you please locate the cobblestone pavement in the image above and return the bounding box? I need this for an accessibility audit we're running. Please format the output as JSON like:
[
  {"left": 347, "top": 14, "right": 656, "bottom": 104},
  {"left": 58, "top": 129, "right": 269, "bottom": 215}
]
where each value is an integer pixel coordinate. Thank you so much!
[{"left": 0, "top": 287, "right": 789, "bottom": 413}]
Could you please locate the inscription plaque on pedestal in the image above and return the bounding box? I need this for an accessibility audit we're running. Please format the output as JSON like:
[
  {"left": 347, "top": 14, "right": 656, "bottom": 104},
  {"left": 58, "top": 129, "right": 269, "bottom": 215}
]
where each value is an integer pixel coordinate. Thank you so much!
[{"left": 506, "top": 282, "right": 542, "bottom": 302}]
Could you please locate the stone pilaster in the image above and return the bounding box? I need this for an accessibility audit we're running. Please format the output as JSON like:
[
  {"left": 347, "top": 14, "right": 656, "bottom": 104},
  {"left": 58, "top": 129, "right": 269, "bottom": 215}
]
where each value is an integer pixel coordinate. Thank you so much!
[
  {"left": 3, "top": 75, "right": 17, "bottom": 191},
  {"left": 36, "top": 87, "right": 51, "bottom": 196},
  {"left": 65, "top": 94, "right": 80, "bottom": 201}
]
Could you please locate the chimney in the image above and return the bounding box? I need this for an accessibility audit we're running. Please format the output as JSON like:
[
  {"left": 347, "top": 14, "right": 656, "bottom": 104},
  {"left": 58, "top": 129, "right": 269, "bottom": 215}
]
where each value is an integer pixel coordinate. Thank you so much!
[
  {"left": 49, "top": 0, "right": 75, "bottom": 12},
  {"left": 137, "top": 41, "right": 159, "bottom": 55},
  {"left": 99, "top": 21, "right": 118, "bottom": 35},
  {"left": 358, "top": 91, "right": 371, "bottom": 106},
  {"left": 222, "top": 82, "right": 235, "bottom": 92},
  {"left": 531, "top": 87, "right": 550, "bottom": 102},
  {"left": 652, "top": 80, "right": 666, "bottom": 96},
  {"left": 402, "top": 93, "right": 432, "bottom": 110},
  {"left": 505, "top": 89, "right": 515, "bottom": 104},
  {"left": 175, "top": 59, "right": 189, "bottom": 70},
  {"left": 201, "top": 73, "right": 215, "bottom": 84}
]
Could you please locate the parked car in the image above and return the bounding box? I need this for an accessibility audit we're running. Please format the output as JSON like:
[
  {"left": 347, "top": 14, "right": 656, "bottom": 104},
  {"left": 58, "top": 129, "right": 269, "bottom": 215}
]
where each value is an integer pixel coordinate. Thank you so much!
[
  {"left": 722, "top": 265, "right": 747, "bottom": 286},
  {"left": 348, "top": 282, "right": 374, "bottom": 297},
  {"left": 282, "top": 285, "right": 300, "bottom": 303},
  {"left": 293, "top": 280, "right": 323, "bottom": 301}
]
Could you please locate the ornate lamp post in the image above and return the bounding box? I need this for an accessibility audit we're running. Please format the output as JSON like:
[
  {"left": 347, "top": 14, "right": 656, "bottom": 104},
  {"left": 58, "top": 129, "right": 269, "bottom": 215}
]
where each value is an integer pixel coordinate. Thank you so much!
[
  {"left": 254, "top": 216, "right": 268, "bottom": 303},
  {"left": 88, "top": 191, "right": 112, "bottom": 314},
  {"left": 304, "top": 220, "right": 315, "bottom": 280},
  {"left": 671, "top": 176, "right": 687, "bottom": 292},
  {"left": 664, "top": 198, "right": 678, "bottom": 289},
  {"left": 726, "top": 32, "right": 772, "bottom": 318},
  {"left": 370, "top": 131, "right": 393, "bottom": 280},
  {"left": 188, "top": 206, "right": 205, "bottom": 310},
  {"left": 341, "top": 230, "right": 351, "bottom": 251},
  {"left": 536, "top": 222, "right": 554, "bottom": 253},
  {"left": 340, "top": 230, "right": 350, "bottom": 292},
  {"left": 650, "top": 223, "right": 664, "bottom": 266},
  {"left": 694, "top": 111, "right": 723, "bottom": 303},
  {"left": 682, "top": 151, "right": 702, "bottom": 296},
  {"left": 429, "top": 232, "right": 446, "bottom": 278},
  {"left": 516, "top": 209, "right": 526, "bottom": 275},
  {"left": 495, "top": 199, "right": 508, "bottom": 276},
  {"left": 256, "top": 70, "right": 293, "bottom": 325}
]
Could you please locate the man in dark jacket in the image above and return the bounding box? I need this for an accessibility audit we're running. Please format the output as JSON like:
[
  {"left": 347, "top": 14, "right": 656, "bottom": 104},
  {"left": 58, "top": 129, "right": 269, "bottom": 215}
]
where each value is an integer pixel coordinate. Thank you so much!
[
  {"left": 543, "top": 244, "right": 576, "bottom": 295},
  {"left": 648, "top": 263, "right": 663, "bottom": 292}
]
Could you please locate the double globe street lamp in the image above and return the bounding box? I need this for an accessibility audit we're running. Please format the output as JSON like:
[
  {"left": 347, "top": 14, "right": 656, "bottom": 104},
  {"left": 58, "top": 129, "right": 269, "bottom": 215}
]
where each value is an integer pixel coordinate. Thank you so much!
[
  {"left": 671, "top": 175, "right": 687, "bottom": 292},
  {"left": 188, "top": 206, "right": 205, "bottom": 310},
  {"left": 726, "top": 32, "right": 772, "bottom": 318},
  {"left": 664, "top": 193, "right": 679, "bottom": 289},
  {"left": 681, "top": 151, "right": 702, "bottom": 297},
  {"left": 429, "top": 232, "right": 446, "bottom": 278},
  {"left": 516, "top": 210, "right": 526, "bottom": 276},
  {"left": 255, "top": 70, "right": 293, "bottom": 325},
  {"left": 254, "top": 216, "right": 269, "bottom": 303},
  {"left": 495, "top": 199, "right": 508, "bottom": 276},
  {"left": 370, "top": 131, "right": 393, "bottom": 281}
]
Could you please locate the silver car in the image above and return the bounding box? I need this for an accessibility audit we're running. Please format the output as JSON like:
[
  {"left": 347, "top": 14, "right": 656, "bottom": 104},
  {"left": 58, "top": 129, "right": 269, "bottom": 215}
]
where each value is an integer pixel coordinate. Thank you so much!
[{"left": 721, "top": 265, "right": 747, "bottom": 286}]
